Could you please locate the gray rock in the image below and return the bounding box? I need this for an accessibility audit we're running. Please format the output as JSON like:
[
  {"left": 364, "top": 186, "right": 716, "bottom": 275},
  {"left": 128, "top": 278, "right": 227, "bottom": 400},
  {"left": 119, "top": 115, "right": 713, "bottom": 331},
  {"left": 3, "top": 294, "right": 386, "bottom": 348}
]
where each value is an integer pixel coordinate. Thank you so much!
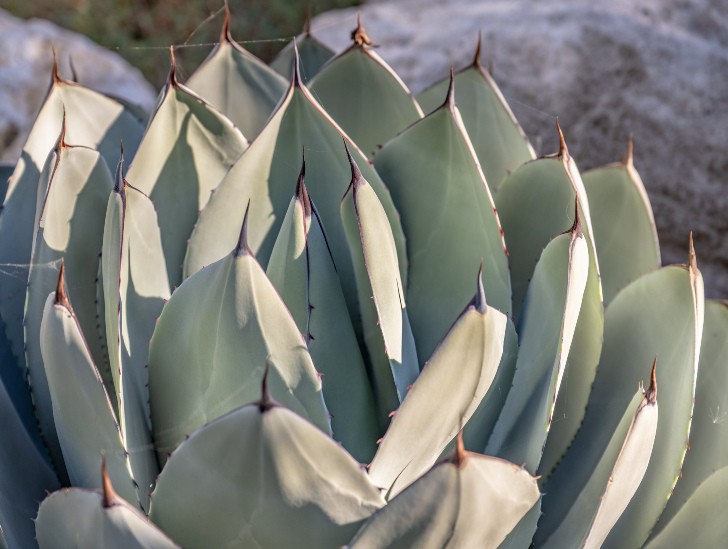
[
  {"left": 0, "top": 9, "right": 156, "bottom": 163},
  {"left": 313, "top": 0, "right": 728, "bottom": 297}
]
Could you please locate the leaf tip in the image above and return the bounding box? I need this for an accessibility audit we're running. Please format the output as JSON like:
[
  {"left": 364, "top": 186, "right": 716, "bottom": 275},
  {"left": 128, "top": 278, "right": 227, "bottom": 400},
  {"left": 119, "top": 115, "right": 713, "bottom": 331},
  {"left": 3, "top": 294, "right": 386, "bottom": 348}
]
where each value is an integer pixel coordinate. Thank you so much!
[
  {"left": 113, "top": 145, "right": 126, "bottom": 196},
  {"left": 344, "top": 140, "right": 365, "bottom": 191},
  {"left": 556, "top": 118, "right": 569, "bottom": 159},
  {"left": 257, "top": 362, "right": 275, "bottom": 412},
  {"left": 688, "top": 231, "right": 698, "bottom": 272},
  {"left": 646, "top": 358, "right": 657, "bottom": 404},
  {"left": 234, "top": 200, "right": 252, "bottom": 257},
  {"left": 472, "top": 31, "right": 482, "bottom": 68},
  {"left": 54, "top": 259, "right": 71, "bottom": 310},
  {"left": 624, "top": 134, "right": 634, "bottom": 168},
  {"left": 351, "top": 13, "right": 373, "bottom": 47},
  {"left": 101, "top": 453, "right": 122, "bottom": 508},
  {"left": 295, "top": 153, "right": 312, "bottom": 218},
  {"left": 221, "top": 0, "right": 233, "bottom": 43},
  {"left": 442, "top": 66, "right": 456, "bottom": 112},
  {"left": 290, "top": 38, "right": 303, "bottom": 88},
  {"left": 474, "top": 261, "right": 487, "bottom": 313},
  {"left": 167, "top": 46, "right": 179, "bottom": 87},
  {"left": 51, "top": 47, "right": 63, "bottom": 85}
]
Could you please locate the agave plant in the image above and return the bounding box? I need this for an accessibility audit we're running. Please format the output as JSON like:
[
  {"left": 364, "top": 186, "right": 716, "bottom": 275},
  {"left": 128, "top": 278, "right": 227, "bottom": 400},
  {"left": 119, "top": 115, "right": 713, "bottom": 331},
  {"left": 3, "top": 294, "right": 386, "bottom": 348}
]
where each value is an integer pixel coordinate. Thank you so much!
[{"left": 0, "top": 7, "right": 725, "bottom": 549}]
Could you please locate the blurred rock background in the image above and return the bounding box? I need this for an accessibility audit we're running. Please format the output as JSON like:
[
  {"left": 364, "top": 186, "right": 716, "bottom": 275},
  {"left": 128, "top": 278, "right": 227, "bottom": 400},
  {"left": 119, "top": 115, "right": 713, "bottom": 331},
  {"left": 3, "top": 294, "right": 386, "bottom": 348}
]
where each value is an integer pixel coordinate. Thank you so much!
[{"left": 2, "top": 0, "right": 727, "bottom": 297}]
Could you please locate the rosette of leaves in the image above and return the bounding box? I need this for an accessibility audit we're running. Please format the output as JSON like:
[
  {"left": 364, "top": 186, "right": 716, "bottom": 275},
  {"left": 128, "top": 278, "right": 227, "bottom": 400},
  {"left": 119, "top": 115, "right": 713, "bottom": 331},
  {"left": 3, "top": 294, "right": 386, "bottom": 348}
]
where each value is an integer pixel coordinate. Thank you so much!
[{"left": 0, "top": 9, "right": 723, "bottom": 549}]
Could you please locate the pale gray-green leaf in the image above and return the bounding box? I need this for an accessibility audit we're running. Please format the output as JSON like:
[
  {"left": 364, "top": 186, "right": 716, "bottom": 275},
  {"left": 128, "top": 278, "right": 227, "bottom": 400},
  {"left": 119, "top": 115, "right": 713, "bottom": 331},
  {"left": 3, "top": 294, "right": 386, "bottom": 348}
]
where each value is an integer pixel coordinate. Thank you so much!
[
  {"left": 266, "top": 180, "right": 378, "bottom": 462},
  {"left": 150, "top": 404, "right": 383, "bottom": 549},
  {"left": 368, "top": 291, "right": 507, "bottom": 497},
  {"left": 149, "top": 241, "right": 330, "bottom": 457},
  {"left": 374, "top": 103, "right": 511, "bottom": 362},
  {"left": 127, "top": 76, "right": 247, "bottom": 287}
]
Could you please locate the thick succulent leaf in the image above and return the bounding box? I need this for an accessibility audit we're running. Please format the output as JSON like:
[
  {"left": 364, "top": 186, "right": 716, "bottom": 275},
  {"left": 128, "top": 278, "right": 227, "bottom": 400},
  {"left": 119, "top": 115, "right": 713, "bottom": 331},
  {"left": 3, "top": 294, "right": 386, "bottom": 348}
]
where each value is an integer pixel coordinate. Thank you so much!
[
  {"left": 350, "top": 452, "right": 539, "bottom": 548},
  {"left": 486, "top": 227, "right": 589, "bottom": 473},
  {"left": 149, "top": 228, "right": 330, "bottom": 458},
  {"left": 36, "top": 487, "right": 178, "bottom": 549},
  {"left": 648, "top": 300, "right": 728, "bottom": 541},
  {"left": 416, "top": 53, "right": 535, "bottom": 191},
  {"left": 0, "top": 371, "right": 59, "bottom": 549},
  {"left": 644, "top": 466, "right": 728, "bottom": 548},
  {"left": 0, "top": 77, "right": 143, "bottom": 379},
  {"left": 150, "top": 403, "right": 383, "bottom": 549},
  {"left": 539, "top": 384, "right": 658, "bottom": 548},
  {"left": 40, "top": 290, "right": 138, "bottom": 506},
  {"left": 540, "top": 261, "right": 703, "bottom": 548},
  {"left": 266, "top": 176, "right": 378, "bottom": 462},
  {"left": 538, "top": 240, "right": 603, "bottom": 480},
  {"left": 368, "top": 279, "right": 507, "bottom": 497},
  {"left": 494, "top": 142, "right": 599, "bottom": 322},
  {"left": 102, "top": 174, "right": 168, "bottom": 510},
  {"left": 271, "top": 32, "right": 334, "bottom": 84},
  {"left": 24, "top": 145, "right": 114, "bottom": 472},
  {"left": 127, "top": 69, "right": 247, "bottom": 288},
  {"left": 463, "top": 317, "right": 517, "bottom": 451},
  {"left": 341, "top": 158, "right": 419, "bottom": 429},
  {"left": 185, "top": 12, "right": 287, "bottom": 140},
  {"left": 309, "top": 36, "right": 422, "bottom": 157},
  {"left": 374, "top": 98, "right": 511, "bottom": 362},
  {"left": 583, "top": 149, "right": 660, "bottom": 304},
  {"left": 184, "top": 77, "right": 408, "bottom": 329}
]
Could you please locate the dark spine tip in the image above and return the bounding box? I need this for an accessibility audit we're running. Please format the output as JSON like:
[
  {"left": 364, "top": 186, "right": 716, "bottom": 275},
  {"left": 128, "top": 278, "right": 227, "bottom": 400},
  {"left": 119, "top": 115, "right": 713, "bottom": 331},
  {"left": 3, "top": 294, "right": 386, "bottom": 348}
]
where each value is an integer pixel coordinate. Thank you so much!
[
  {"left": 351, "top": 13, "right": 373, "bottom": 47},
  {"left": 114, "top": 146, "right": 126, "bottom": 195},
  {"left": 234, "top": 200, "right": 252, "bottom": 257},
  {"left": 55, "top": 259, "right": 71, "bottom": 310},
  {"left": 57, "top": 108, "right": 68, "bottom": 150},
  {"left": 568, "top": 195, "right": 582, "bottom": 237},
  {"left": 303, "top": 6, "right": 312, "bottom": 36},
  {"left": 167, "top": 46, "right": 178, "bottom": 87},
  {"left": 556, "top": 119, "right": 569, "bottom": 159},
  {"left": 454, "top": 429, "right": 467, "bottom": 468},
  {"left": 343, "top": 140, "right": 364, "bottom": 190},
  {"left": 291, "top": 38, "right": 303, "bottom": 88},
  {"left": 646, "top": 358, "right": 657, "bottom": 404},
  {"left": 688, "top": 232, "right": 697, "bottom": 271},
  {"left": 221, "top": 0, "right": 233, "bottom": 43},
  {"left": 474, "top": 261, "right": 487, "bottom": 313},
  {"left": 624, "top": 134, "right": 634, "bottom": 168},
  {"left": 100, "top": 453, "right": 120, "bottom": 508},
  {"left": 295, "top": 153, "right": 312, "bottom": 218},
  {"left": 443, "top": 66, "right": 456, "bottom": 112},
  {"left": 258, "top": 363, "right": 275, "bottom": 412},
  {"left": 472, "top": 31, "right": 482, "bottom": 68},
  {"left": 51, "top": 47, "right": 62, "bottom": 85}
]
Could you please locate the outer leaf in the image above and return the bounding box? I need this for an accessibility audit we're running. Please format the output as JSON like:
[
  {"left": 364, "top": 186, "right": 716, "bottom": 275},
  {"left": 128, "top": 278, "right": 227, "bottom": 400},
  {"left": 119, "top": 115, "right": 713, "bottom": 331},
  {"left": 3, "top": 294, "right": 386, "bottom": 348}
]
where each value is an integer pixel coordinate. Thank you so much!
[
  {"left": 494, "top": 134, "right": 599, "bottom": 322},
  {"left": 150, "top": 403, "right": 383, "bottom": 549},
  {"left": 309, "top": 21, "right": 422, "bottom": 157},
  {"left": 185, "top": 9, "right": 287, "bottom": 140},
  {"left": 416, "top": 41, "right": 535, "bottom": 191},
  {"left": 0, "top": 370, "right": 59, "bottom": 549},
  {"left": 540, "top": 258, "right": 703, "bottom": 548},
  {"left": 102, "top": 164, "right": 169, "bottom": 510},
  {"left": 40, "top": 286, "right": 137, "bottom": 506},
  {"left": 271, "top": 30, "right": 335, "bottom": 84},
  {"left": 149, "top": 216, "right": 330, "bottom": 457},
  {"left": 486, "top": 225, "right": 589, "bottom": 473},
  {"left": 127, "top": 61, "right": 247, "bottom": 288},
  {"left": 36, "top": 480, "right": 178, "bottom": 549},
  {"left": 368, "top": 271, "right": 507, "bottom": 497},
  {"left": 539, "top": 379, "right": 659, "bottom": 548},
  {"left": 644, "top": 466, "right": 728, "bottom": 548},
  {"left": 538, "top": 237, "right": 603, "bottom": 480},
  {"left": 374, "top": 83, "right": 511, "bottom": 362},
  {"left": 266, "top": 170, "right": 378, "bottom": 462},
  {"left": 184, "top": 68, "right": 408, "bottom": 329},
  {"left": 350, "top": 450, "right": 539, "bottom": 548},
  {"left": 583, "top": 143, "right": 660, "bottom": 304},
  {"left": 648, "top": 300, "right": 728, "bottom": 541},
  {"left": 24, "top": 144, "right": 114, "bottom": 473},
  {"left": 341, "top": 153, "right": 419, "bottom": 429},
  {"left": 0, "top": 74, "right": 144, "bottom": 380}
]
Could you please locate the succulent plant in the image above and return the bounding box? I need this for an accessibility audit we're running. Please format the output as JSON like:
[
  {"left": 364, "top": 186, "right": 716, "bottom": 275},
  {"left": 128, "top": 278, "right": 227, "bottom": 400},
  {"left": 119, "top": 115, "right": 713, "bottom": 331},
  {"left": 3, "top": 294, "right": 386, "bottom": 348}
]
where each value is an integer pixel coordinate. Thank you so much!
[{"left": 0, "top": 7, "right": 725, "bottom": 549}]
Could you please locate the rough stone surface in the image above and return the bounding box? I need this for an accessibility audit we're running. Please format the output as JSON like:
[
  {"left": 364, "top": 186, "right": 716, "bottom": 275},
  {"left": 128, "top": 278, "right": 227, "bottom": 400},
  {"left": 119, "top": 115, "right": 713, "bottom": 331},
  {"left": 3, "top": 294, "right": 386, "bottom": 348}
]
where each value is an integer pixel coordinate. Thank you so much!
[
  {"left": 313, "top": 0, "right": 728, "bottom": 297},
  {"left": 0, "top": 9, "right": 156, "bottom": 163}
]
